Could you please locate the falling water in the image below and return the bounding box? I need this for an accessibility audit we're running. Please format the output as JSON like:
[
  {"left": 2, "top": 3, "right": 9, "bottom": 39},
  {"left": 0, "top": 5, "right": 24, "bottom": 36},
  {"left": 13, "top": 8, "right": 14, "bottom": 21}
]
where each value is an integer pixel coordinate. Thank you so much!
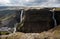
[
  {"left": 13, "top": 9, "right": 24, "bottom": 33},
  {"left": 20, "top": 9, "right": 24, "bottom": 22},
  {"left": 50, "top": 8, "right": 57, "bottom": 26},
  {"left": 13, "top": 23, "right": 18, "bottom": 33},
  {"left": 52, "top": 8, "right": 57, "bottom": 26},
  {"left": 12, "top": 9, "right": 24, "bottom": 33}
]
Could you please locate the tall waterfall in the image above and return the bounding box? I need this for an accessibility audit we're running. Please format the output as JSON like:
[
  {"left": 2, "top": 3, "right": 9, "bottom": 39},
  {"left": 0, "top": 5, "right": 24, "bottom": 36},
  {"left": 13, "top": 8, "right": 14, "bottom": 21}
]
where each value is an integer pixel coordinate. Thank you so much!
[
  {"left": 50, "top": 8, "right": 57, "bottom": 26},
  {"left": 20, "top": 9, "right": 24, "bottom": 22},
  {"left": 52, "top": 8, "right": 57, "bottom": 26},
  {"left": 13, "top": 9, "right": 24, "bottom": 33},
  {"left": 13, "top": 23, "right": 18, "bottom": 33}
]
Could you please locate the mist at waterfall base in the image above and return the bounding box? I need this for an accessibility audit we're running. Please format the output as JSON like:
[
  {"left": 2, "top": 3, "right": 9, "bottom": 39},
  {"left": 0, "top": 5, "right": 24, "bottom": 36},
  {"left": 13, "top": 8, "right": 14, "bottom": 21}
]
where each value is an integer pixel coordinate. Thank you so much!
[{"left": 0, "top": 0, "right": 60, "bottom": 7}]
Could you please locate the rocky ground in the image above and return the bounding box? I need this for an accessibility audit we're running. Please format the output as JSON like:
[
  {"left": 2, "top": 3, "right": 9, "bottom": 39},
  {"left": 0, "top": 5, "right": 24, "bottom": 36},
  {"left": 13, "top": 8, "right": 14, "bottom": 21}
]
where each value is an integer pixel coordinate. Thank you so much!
[{"left": 0, "top": 25, "right": 60, "bottom": 39}]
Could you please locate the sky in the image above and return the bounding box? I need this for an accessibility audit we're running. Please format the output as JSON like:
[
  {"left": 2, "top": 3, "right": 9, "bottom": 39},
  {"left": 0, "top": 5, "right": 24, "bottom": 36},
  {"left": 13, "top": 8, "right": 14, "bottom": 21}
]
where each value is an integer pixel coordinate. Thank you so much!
[{"left": 0, "top": 0, "right": 60, "bottom": 7}]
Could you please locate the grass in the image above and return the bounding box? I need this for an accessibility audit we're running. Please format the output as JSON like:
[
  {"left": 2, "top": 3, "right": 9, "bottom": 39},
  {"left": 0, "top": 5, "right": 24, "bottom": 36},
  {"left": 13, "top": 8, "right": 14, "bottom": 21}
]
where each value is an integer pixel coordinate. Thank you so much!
[{"left": 0, "top": 31, "right": 9, "bottom": 35}]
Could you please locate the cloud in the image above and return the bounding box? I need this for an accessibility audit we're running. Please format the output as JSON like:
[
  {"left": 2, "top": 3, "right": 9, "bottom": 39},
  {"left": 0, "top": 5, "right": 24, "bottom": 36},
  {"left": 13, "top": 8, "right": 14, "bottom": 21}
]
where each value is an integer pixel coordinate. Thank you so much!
[
  {"left": 21, "top": 0, "right": 48, "bottom": 6},
  {"left": 0, "top": 0, "right": 60, "bottom": 7},
  {"left": 0, "top": 0, "right": 10, "bottom": 5},
  {"left": 0, "top": 0, "right": 10, "bottom": 3},
  {"left": 0, "top": 0, "right": 11, "bottom": 6}
]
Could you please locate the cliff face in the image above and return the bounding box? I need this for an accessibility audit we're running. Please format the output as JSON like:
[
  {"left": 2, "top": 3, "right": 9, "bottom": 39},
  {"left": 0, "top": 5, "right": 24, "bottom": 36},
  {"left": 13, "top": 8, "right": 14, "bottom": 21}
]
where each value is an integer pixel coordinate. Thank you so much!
[
  {"left": 55, "top": 11, "right": 60, "bottom": 25},
  {"left": 19, "top": 9, "right": 54, "bottom": 33}
]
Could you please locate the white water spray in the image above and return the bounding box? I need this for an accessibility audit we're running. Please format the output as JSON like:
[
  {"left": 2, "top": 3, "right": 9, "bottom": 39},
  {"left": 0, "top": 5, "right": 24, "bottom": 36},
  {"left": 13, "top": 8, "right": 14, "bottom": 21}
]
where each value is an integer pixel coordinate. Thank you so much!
[
  {"left": 13, "top": 23, "right": 18, "bottom": 33},
  {"left": 20, "top": 9, "right": 24, "bottom": 22}
]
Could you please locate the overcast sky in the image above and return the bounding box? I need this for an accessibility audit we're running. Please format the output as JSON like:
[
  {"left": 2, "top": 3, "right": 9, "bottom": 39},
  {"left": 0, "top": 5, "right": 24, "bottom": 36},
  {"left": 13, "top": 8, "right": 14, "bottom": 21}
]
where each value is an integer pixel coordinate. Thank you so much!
[{"left": 0, "top": 0, "right": 60, "bottom": 7}]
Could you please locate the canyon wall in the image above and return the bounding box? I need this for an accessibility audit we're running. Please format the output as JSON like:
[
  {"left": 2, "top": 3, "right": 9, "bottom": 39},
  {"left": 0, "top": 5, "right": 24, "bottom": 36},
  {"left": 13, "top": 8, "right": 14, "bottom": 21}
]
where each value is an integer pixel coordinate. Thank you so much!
[
  {"left": 17, "top": 9, "right": 60, "bottom": 33},
  {"left": 55, "top": 11, "right": 60, "bottom": 25},
  {"left": 19, "top": 9, "right": 54, "bottom": 33}
]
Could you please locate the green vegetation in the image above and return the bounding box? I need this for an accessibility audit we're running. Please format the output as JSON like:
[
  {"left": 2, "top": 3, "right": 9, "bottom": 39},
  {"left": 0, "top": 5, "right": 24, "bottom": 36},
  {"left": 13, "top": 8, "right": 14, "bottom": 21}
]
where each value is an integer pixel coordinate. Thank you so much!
[
  {"left": 2, "top": 14, "right": 16, "bottom": 21},
  {"left": 55, "top": 8, "right": 60, "bottom": 11},
  {"left": 0, "top": 31, "right": 9, "bottom": 35}
]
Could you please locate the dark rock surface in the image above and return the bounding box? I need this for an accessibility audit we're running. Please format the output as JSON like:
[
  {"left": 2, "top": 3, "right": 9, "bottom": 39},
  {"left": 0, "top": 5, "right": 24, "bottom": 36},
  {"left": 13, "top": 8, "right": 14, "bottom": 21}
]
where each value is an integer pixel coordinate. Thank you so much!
[
  {"left": 55, "top": 11, "right": 60, "bottom": 26},
  {"left": 20, "top": 9, "right": 54, "bottom": 33}
]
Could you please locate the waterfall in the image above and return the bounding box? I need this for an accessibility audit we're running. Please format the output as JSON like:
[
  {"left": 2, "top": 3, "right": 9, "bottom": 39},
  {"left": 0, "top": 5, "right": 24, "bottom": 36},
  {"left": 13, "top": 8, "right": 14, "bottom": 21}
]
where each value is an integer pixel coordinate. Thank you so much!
[
  {"left": 13, "top": 23, "right": 18, "bottom": 33},
  {"left": 52, "top": 8, "right": 57, "bottom": 26},
  {"left": 20, "top": 9, "right": 24, "bottom": 22},
  {"left": 50, "top": 8, "right": 57, "bottom": 26},
  {"left": 12, "top": 9, "right": 24, "bottom": 33},
  {"left": 13, "top": 9, "right": 24, "bottom": 33}
]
